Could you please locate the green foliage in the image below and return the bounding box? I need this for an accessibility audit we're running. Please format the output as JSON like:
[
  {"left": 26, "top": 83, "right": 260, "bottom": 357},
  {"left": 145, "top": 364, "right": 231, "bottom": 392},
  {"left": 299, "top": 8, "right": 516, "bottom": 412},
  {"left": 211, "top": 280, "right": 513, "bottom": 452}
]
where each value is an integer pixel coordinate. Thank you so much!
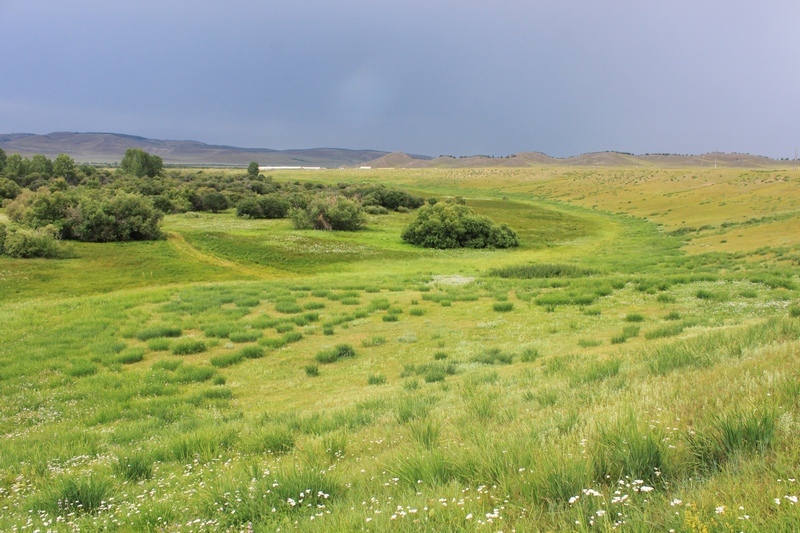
[
  {"left": 0, "top": 177, "right": 21, "bottom": 199},
  {"left": 290, "top": 194, "right": 366, "bottom": 231},
  {"left": 247, "top": 161, "right": 259, "bottom": 178},
  {"left": 6, "top": 188, "right": 163, "bottom": 242},
  {"left": 120, "top": 148, "right": 163, "bottom": 178},
  {"left": 236, "top": 194, "right": 290, "bottom": 219},
  {"left": 401, "top": 201, "right": 520, "bottom": 249},
  {"left": 0, "top": 223, "right": 64, "bottom": 258},
  {"left": 304, "top": 364, "right": 319, "bottom": 377},
  {"left": 625, "top": 313, "right": 645, "bottom": 322}
]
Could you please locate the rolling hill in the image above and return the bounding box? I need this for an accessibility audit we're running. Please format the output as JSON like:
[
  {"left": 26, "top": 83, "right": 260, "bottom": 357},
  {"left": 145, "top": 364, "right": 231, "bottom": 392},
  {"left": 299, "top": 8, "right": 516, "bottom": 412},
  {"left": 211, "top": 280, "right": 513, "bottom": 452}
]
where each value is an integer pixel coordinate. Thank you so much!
[{"left": 0, "top": 132, "right": 397, "bottom": 167}]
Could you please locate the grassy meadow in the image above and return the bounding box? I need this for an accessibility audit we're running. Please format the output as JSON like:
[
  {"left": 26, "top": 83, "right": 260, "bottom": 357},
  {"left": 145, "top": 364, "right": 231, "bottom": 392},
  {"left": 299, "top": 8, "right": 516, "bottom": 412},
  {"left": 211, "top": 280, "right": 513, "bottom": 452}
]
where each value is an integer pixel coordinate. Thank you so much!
[{"left": 2, "top": 167, "right": 800, "bottom": 532}]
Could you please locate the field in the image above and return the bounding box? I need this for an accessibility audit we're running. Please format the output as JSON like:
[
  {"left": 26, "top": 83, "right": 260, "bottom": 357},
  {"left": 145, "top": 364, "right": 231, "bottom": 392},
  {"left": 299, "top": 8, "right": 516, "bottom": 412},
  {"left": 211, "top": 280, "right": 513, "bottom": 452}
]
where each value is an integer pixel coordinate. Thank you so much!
[{"left": 2, "top": 167, "right": 800, "bottom": 532}]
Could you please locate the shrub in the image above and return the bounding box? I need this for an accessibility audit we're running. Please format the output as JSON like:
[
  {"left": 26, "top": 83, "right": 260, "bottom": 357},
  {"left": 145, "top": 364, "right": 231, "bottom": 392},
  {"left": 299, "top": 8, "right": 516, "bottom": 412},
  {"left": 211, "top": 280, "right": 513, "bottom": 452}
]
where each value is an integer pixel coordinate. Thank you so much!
[
  {"left": 790, "top": 306, "right": 800, "bottom": 318},
  {"left": 236, "top": 195, "right": 290, "bottom": 219},
  {"left": 290, "top": 194, "right": 366, "bottom": 231},
  {"left": 304, "top": 364, "right": 319, "bottom": 377},
  {"left": 382, "top": 314, "right": 399, "bottom": 322},
  {"left": 409, "top": 306, "right": 425, "bottom": 316},
  {"left": 171, "top": 340, "right": 207, "bottom": 355},
  {"left": 401, "top": 202, "right": 519, "bottom": 249},
  {"left": 70, "top": 191, "right": 163, "bottom": 242},
  {"left": 304, "top": 301, "right": 325, "bottom": 310},
  {"left": 493, "top": 302, "right": 514, "bottom": 312},
  {"left": 625, "top": 313, "right": 645, "bottom": 322},
  {"left": 0, "top": 223, "right": 64, "bottom": 258}
]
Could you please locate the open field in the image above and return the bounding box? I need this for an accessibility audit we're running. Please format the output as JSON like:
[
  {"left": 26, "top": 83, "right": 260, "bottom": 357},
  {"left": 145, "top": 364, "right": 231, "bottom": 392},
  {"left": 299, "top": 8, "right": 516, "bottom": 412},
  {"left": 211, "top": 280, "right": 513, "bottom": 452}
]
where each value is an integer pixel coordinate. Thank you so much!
[{"left": 2, "top": 167, "right": 800, "bottom": 532}]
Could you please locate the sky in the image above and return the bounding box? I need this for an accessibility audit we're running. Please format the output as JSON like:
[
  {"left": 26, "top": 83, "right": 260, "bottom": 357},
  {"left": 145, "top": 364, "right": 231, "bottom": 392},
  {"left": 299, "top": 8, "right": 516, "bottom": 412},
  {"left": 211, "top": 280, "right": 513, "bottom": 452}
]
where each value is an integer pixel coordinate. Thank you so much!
[{"left": 1, "top": 0, "right": 799, "bottom": 158}]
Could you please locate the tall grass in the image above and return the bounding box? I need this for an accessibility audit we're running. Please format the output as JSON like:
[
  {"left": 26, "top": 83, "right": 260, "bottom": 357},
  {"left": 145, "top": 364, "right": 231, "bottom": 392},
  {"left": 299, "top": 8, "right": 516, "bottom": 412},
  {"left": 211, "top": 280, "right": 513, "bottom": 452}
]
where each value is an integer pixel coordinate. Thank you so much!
[{"left": 489, "top": 263, "right": 593, "bottom": 279}]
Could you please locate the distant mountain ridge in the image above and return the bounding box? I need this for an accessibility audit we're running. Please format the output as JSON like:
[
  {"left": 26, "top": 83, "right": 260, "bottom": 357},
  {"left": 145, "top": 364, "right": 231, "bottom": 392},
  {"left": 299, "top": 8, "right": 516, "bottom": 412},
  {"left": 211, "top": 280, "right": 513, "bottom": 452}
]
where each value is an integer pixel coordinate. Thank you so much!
[
  {"left": 0, "top": 132, "right": 403, "bottom": 167},
  {"left": 0, "top": 132, "right": 790, "bottom": 169}
]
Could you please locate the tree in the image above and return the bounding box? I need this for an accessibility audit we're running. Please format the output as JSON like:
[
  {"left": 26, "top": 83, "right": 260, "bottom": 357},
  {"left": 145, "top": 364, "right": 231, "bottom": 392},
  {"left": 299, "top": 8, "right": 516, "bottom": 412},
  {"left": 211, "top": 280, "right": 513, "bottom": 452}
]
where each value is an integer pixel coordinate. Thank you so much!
[
  {"left": 53, "top": 154, "right": 77, "bottom": 184},
  {"left": 120, "top": 148, "right": 163, "bottom": 178},
  {"left": 0, "top": 148, "right": 6, "bottom": 172},
  {"left": 4, "top": 154, "right": 27, "bottom": 182},
  {"left": 29, "top": 154, "right": 53, "bottom": 176},
  {"left": 247, "top": 161, "right": 259, "bottom": 178}
]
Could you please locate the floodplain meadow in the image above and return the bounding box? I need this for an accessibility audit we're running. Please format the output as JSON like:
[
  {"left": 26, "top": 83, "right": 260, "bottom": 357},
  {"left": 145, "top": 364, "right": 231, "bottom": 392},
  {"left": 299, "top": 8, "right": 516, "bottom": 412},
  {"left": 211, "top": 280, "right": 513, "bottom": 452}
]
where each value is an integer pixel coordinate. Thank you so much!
[{"left": 1, "top": 166, "right": 800, "bottom": 531}]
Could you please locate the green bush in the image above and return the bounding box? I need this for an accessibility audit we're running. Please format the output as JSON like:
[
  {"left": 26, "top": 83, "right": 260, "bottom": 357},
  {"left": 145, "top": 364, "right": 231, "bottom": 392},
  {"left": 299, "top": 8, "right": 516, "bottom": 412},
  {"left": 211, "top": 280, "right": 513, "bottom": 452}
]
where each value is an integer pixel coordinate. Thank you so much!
[
  {"left": 493, "top": 302, "right": 514, "bottom": 312},
  {"left": 0, "top": 223, "right": 64, "bottom": 258},
  {"left": 401, "top": 202, "right": 519, "bottom": 249},
  {"left": 290, "top": 194, "right": 366, "bottom": 231},
  {"left": 236, "top": 195, "right": 290, "bottom": 219},
  {"left": 304, "top": 364, "right": 319, "bottom": 377}
]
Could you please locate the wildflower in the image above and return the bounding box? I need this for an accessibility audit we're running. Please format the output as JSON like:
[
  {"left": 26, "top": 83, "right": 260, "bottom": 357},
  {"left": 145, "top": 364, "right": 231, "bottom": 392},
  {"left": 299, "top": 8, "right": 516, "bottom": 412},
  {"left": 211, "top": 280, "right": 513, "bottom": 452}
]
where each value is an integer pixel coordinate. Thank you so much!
[
  {"left": 640, "top": 486, "right": 654, "bottom": 493},
  {"left": 715, "top": 506, "right": 725, "bottom": 514},
  {"left": 569, "top": 495, "right": 580, "bottom": 504}
]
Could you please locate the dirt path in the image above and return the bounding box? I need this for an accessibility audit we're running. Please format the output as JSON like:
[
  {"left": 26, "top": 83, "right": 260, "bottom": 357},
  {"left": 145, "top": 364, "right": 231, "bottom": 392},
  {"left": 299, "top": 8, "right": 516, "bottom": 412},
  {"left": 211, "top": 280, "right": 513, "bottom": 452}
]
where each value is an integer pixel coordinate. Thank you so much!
[{"left": 167, "top": 232, "right": 282, "bottom": 280}]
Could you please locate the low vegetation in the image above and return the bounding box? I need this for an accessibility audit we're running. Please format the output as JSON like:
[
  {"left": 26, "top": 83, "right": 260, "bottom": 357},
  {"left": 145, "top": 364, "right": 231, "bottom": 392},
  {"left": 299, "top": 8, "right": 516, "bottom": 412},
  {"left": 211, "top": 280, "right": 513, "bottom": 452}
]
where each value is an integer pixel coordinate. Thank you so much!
[{"left": 1, "top": 162, "right": 800, "bottom": 531}]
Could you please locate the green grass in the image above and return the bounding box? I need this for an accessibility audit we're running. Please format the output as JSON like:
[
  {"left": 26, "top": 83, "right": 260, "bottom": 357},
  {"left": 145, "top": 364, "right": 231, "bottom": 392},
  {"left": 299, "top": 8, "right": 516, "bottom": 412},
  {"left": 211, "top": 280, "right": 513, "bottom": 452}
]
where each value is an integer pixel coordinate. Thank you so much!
[{"left": 3, "top": 167, "right": 800, "bottom": 532}]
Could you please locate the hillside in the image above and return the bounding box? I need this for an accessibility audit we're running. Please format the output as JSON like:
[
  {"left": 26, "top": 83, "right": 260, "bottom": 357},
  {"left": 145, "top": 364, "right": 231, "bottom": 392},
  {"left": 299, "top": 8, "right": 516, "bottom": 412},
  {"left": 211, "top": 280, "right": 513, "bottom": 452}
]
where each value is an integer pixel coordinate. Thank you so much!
[
  {"left": 367, "top": 150, "right": 790, "bottom": 169},
  {"left": 0, "top": 132, "right": 392, "bottom": 167}
]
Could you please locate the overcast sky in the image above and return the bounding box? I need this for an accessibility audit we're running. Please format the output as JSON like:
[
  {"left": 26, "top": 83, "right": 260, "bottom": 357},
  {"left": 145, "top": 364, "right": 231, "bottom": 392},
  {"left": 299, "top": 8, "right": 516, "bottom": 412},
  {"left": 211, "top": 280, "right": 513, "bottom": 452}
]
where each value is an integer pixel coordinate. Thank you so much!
[{"left": 1, "top": 0, "right": 798, "bottom": 158}]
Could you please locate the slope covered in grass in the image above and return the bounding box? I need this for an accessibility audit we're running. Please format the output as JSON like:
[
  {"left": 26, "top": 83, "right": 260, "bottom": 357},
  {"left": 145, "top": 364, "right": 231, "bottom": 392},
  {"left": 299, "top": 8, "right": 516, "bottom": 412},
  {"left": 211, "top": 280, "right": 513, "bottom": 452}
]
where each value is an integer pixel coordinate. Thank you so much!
[{"left": 0, "top": 167, "right": 799, "bottom": 532}]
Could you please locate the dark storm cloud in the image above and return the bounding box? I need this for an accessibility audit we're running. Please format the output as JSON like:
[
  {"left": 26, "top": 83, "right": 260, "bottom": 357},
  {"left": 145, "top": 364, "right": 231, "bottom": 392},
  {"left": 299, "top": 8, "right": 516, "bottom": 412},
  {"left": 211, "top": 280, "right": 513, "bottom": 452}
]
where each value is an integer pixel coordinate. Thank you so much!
[{"left": 1, "top": 0, "right": 798, "bottom": 157}]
